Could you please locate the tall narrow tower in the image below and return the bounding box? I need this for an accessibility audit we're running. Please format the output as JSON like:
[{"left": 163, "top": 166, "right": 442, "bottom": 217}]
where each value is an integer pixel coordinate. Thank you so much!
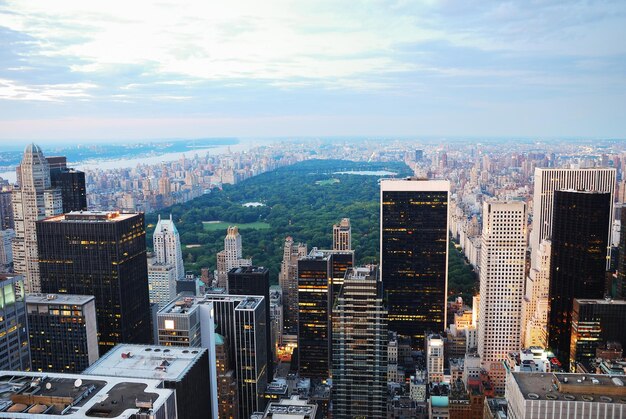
[
  {"left": 380, "top": 178, "right": 449, "bottom": 348},
  {"left": 153, "top": 214, "right": 185, "bottom": 280},
  {"left": 278, "top": 237, "right": 307, "bottom": 335},
  {"left": 477, "top": 201, "right": 526, "bottom": 394},
  {"left": 332, "top": 267, "right": 387, "bottom": 418},
  {"left": 332, "top": 218, "right": 351, "bottom": 251},
  {"left": 12, "top": 144, "right": 62, "bottom": 293}
]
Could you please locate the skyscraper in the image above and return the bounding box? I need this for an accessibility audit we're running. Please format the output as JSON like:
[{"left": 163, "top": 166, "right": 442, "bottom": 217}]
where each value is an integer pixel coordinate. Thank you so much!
[
  {"left": 12, "top": 143, "right": 62, "bottom": 293},
  {"left": 332, "top": 217, "right": 351, "bottom": 251},
  {"left": 49, "top": 165, "right": 87, "bottom": 213},
  {"left": 530, "top": 168, "right": 615, "bottom": 270},
  {"left": 0, "top": 274, "right": 30, "bottom": 371},
  {"left": 297, "top": 249, "right": 332, "bottom": 379},
  {"left": 521, "top": 240, "right": 551, "bottom": 348},
  {"left": 278, "top": 237, "right": 307, "bottom": 335},
  {"left": 548, "top": 191, "right": 611, "bottom": 370},
  {"left": 157, "top": 294, "right": 266, "bottom": 419},
  {"left": 477, "top": 201, "right": 526, "bottom": 394},
  {"left": 227, "top": 266, "right": 273, "bottom": 380},
  {"left": 380, "top": 178, "right": 449, "bottom": 348},
  {"left": 26, "top": 293, "right": 99, "bottom": 373},
  {"left": 216, "top": 226, "right": 252, "bottom": 288},
  {"left": 147, "top": 258, "right": 177, "bottom": 309},
  {"left": 37, "top": 211, "right": 152, "bottom": 355},
  {"left": 332, "top": 267, "right": 387, "bottom": 418},
  {"left": 153, "top": 214, "right": 185, "bottom": 280},
  {"left": 570, "top": 298, "right": 626, "bottom": 371},
  {"left": 426, "top": 334, "right": 445, "bottom": 383}
]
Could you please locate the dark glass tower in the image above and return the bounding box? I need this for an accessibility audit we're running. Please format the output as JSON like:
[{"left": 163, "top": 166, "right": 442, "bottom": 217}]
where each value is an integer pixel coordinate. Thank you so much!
[
  {"left": 297, "top": 249, "right": 332, "bottom": 379},
  {"left": 380, "top": 179, "right": 449, "bottom": 348},
  {"left": 50, "top": 168, "right": 87, "bottom": 213},
  {"left": 548, "top": 190, "right": 610, "bottom": 370},
  {"left": 227, "top": 266, "right": 273, "bottom": 379},
  {"left": 570, "top": 298, "right": 626, "bottom": 371},
  {"left": 37, "top": 211, "right": 152, "bottom": 355}
]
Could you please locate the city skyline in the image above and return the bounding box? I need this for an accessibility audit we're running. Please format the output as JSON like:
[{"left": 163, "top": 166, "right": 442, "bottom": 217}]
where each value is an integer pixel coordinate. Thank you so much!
[{"left": 0, "top": 1, "right": 625, "bottom": 140}]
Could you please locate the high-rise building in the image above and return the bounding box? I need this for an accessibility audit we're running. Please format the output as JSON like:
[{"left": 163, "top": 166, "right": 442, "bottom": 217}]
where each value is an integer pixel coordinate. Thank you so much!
[
  {"left": 530, "top": 168, "right": 615, "bottom": 270},
  {"left": 278, "top": 237, "right": 307, "bottom": 335},
  {"left": 49, "top": 166, "right": 87, "bottom": 213},
  {"left": 227, "top": 266, "right": 273, "bottom": 380},
  {"left": 522, "top": 240, "right": 551, "bottom": 348},
  {"left": 216, "top": 226, "right": 252, "bottom": 288},
  {"left": 617, "top": 209, "right": 626, "bottom": 299},
  {"left": 332, "top": 267, "right": 387, "bottom": 418},
  {"left": 0, "top": 190, "right": 13, "bottom": 230},
  {"left": 0, "top": 274, "right": 30, "bottom": 371},
  {"left": 215, "top": 333, "right": 238, "bottom": 419},
  {"left": 548, "top": 191, "right": 611, "bottom": 370},
  {"left": 26, "top": 293, "right": 99, "bottom": 373},
  {"left": 478, "top": 201, "right": 526, "bottom": 394},
  {"left": 37, "top": 211, "right": 152, "bottom": 355},
  {"left": 297, "top": 249, "right": 331, "bottom": 379},
  {"left": 12, "top": 143, "right": 63, "bottom": 293},
  {"left": 332, "top": 217, "right": 351, "bottom": 251},
  {"left": 153, "top": 214, "right": 185, "bottom": 280},
  {"left": 0, "top": 229, "right": 14, "bottom": 270},
  {"left": 147, "top": 257, "right": 177, "bottom": 309},
  {"left": 569, "top": 298, "right": 626, "bottom": 372},
  {"left": 380, "top": 178, "right": 449, "bottom": 348},
  {"left": 85, "top": 344, "right": 215, "bottom": 419},
  {"left": 426, "top": 334, "right": 445, "bottom": 383},
  {"left": 158, "top": 294, "right": 266, "bottom": 419}
]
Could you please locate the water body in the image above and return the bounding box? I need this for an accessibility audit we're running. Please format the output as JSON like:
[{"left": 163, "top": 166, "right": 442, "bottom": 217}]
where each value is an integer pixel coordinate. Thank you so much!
[
  {"left": 0, "top": 138, "right": 271, "bottom": 183},
  {"left": 333, "top": 170, "right": 398, "bottom": 176}
]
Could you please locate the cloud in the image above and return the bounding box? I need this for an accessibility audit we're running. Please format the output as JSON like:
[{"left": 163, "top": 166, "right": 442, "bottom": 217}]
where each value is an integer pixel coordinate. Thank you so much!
[{"left": 0, "top": 78, "right": 97, "bottom": 101}]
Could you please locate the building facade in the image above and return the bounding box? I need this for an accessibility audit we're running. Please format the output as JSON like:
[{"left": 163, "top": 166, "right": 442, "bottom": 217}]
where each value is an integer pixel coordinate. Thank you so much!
[
  {"left": 0, "top": 190, "right": 13, "bottom": 231},
  {"left": 427, "top": 334, "right": 445, "bottom": 384},
  {"left": 26, "top": 293, "right": 99, "bottom": 373},
  {"left": 37, "top": 211, "right": 152, "bottom": 355},
  {"left": 548, "top": 191, "right": 611, "bottom": 370},
  {"left": 478, "top": 201, "right": 526, "bottom": 394},
  {"left": 148, "top": 258, "right": 177, "bottom": 309},
  {"left": 216, "top": 226, "right": 252, "bottom": 288},
  {"left": 332, "top": 267, "right": 387, "bottom": 418},
  {"left": 530, "top": 168, "right": 615, "bottom": 271},
  {"left": 522, "top": 240, "right": 551, "bottom": 348},
  {"left": 153, "top": 214, "right": 185, "bottom": 280},
  {"left": 12, "top": 143, "right": 62, "bottom": 293},
  {"left": 49, "top": 166, "right": 87, "bottom": 213},
  {"left": 569, "top": 298, "right": 626, "bottom": 371},
  {"left": 332, "top": 217, "right": 351, "bottom": 251},
  {"left": 380, "top": 178, "right": 449, "bottom": 348},
  {"left": 0, "top": 274, "right": 30, "bottom": 371},
  {"left": 278, "top": 237, "right": 307, "bottom": 335}
]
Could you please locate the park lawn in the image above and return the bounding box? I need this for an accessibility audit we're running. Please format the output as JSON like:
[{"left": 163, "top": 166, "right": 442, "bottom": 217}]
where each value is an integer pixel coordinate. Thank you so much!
[{"left": 202, "top": 221, "right": 271, "bottom": 231}]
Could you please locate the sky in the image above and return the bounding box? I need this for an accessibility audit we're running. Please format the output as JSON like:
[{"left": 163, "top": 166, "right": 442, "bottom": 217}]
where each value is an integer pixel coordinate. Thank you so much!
[{"left": 0, "top": 0, "right": 625, "bottom": 142}]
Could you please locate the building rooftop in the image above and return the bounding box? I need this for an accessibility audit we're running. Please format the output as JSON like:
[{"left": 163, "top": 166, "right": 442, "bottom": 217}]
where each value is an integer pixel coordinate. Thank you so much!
[
  {"left": 261, "top": 396, "right": 318, "bottom": 418},
  {"left": 512, "top": 372, "right": 626, "bottom": 404},
  {"left": 159, "top": 294, "right": 264, "bottom": 316},
  {"left": 84, "top": 344, "right": 206, "bottom": 382},
  {"left": 575, "top": 298, "right": 626, "bottom": 306},
  {"left": 0, "top": 371, "right": 172, "bottom": 418},
  {"left": 229, "top": 266, "right": 269, "bottom": 275},
  {"left": 42, "top": 211, "right": 138, "bottom": 223},
  {"left": 25, "top": 294, "right": 95, "bottom": 306}
]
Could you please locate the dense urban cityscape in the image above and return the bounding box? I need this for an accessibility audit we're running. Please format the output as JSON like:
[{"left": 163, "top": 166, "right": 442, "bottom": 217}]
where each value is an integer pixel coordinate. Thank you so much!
[{"left": 0, "top": 137, "right": 624, "bottom": 418}]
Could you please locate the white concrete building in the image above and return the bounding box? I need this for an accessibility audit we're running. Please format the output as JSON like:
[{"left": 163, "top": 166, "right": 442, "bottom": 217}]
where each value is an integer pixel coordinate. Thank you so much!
[
  {"left": 153, "top": 214, "right": 185, "bottom": 280},
  {"left": 477, "top": 201, "right": 526, "bottom": 394}
]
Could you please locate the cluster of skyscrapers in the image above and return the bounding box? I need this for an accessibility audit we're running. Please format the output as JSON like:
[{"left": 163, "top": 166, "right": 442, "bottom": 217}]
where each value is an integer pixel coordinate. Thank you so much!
[{"left": 0, "top": 141, "right": 626, "bottom": 418}]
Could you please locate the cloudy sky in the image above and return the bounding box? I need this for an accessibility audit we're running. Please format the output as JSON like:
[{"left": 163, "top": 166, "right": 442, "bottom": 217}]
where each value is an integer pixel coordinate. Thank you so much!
[{"left": 0, "top": 0, "right": 625, "bottom": 141}]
